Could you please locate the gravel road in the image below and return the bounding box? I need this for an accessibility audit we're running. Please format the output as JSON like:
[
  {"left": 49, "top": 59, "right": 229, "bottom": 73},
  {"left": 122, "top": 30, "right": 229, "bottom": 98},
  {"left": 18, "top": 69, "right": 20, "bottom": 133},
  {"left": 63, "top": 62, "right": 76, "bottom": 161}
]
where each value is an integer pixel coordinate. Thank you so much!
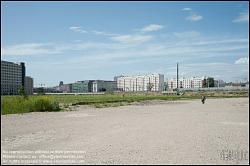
[{"left": 1, "top": 98, "right": 249, "bottom": 165}]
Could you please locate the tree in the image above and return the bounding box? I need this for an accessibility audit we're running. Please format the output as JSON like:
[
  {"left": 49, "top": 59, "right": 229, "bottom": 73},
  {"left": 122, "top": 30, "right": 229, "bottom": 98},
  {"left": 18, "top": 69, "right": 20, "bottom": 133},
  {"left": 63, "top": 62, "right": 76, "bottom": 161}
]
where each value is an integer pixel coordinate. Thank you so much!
[
  {"left": 37, "top": 87, "right": 45, "bottom": 95},
  {"left": 18, "top": 86, "right": 28, "bottom": 99},
  {"left": 147, "top": 83, "right": 154, "bottom": 91}
]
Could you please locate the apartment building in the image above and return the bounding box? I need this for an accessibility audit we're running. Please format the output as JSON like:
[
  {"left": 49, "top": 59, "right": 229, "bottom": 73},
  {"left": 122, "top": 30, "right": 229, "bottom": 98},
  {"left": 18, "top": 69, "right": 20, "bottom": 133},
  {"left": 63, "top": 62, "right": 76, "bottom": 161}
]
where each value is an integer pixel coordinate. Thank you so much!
[
  {"left": 167, "top": 76, "right": 207, "bottom": 89},
  {"left": 115, "top": 74, "right": 164, "bottom": 92}
]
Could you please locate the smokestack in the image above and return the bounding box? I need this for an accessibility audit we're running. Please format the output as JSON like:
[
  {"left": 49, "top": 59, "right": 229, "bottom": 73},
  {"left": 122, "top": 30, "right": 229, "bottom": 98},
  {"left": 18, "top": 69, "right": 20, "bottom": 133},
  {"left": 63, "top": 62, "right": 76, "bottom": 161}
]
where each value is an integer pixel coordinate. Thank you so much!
[{"left": 177, "top": 62, "right": 179, "bottom": 89}]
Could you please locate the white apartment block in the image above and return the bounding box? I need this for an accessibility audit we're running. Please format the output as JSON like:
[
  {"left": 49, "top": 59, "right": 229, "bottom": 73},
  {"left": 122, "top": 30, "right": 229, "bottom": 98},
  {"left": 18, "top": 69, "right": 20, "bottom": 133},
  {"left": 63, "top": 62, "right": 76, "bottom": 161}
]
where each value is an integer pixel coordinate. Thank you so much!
[
  {"left": 115, "top": 74, "right": 164, "bottom": 92},
  {"left": 167, "top": 76, "right": 206, "bottom": 89}
]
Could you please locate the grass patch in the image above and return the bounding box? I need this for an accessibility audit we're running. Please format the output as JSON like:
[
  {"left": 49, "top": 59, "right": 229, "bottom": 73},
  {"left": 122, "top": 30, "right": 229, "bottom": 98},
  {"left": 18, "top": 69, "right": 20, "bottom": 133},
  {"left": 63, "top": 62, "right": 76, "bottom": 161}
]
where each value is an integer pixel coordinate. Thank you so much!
[
  {"left": 1, "top": 96, "right": 60, "bottom": 115},
  {"left": 1, "top": 91, "right": 248, "bottom": 115}
]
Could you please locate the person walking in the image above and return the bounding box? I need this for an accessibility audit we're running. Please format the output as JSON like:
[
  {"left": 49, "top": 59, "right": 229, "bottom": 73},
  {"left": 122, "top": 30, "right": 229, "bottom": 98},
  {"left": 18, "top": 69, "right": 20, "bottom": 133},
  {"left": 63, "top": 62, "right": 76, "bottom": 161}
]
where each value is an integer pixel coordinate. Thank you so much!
[{"left": 201, "top": 95, "right": 206, "bottom": 104}]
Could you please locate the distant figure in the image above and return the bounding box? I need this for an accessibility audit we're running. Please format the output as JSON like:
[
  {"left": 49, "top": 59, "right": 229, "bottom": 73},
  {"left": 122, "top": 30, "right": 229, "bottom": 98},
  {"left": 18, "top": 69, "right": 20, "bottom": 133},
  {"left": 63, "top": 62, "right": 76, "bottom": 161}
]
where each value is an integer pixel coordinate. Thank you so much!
[{"left": 201, "top": 96, "right": 206, "bottom": 104}]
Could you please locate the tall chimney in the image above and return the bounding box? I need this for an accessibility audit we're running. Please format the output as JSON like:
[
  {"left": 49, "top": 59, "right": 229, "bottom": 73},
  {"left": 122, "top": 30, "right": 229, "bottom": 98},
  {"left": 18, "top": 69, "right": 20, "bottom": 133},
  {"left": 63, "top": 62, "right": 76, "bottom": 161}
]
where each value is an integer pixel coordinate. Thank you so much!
[{"left": 177, "top": 62, "right": 179, "bottom": 89}]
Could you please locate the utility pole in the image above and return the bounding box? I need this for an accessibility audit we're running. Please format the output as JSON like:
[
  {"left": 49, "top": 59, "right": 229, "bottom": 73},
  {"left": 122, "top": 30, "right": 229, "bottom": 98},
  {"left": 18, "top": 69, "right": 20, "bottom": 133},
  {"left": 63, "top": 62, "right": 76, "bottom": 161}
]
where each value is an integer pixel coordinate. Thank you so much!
[
  {"left": 177, "top": 62, "right": 179, "bottom": 89},
  {"left": 177, "top": 62, "right": 179, "bottom": 95}
]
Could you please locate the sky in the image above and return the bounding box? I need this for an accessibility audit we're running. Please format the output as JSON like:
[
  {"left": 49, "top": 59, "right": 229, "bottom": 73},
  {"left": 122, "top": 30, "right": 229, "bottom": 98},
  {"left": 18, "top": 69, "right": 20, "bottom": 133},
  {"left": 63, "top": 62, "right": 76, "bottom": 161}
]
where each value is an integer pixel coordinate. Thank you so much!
[{"left": 1, "top": 1, "right": 249, "bottom": 87}]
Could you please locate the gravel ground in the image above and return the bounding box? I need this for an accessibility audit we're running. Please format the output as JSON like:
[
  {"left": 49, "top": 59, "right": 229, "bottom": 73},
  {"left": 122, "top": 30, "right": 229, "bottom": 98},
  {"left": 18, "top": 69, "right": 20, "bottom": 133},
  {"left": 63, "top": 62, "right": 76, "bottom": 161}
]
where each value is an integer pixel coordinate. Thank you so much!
[{"left": 1, "top": 98, "right": 249, "bottom": 165}]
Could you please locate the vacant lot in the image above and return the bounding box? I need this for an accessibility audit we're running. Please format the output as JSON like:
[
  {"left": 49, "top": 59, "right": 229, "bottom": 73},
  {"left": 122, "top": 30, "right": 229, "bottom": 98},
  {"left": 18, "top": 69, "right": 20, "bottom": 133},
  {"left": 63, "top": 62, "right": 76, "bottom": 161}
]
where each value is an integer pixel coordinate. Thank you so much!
[
  {"left": 1, "top": 98, "right": 249, "bottom": 165},
  {"left": 2, "top": 91, "right": 248, "bottom": 115}
]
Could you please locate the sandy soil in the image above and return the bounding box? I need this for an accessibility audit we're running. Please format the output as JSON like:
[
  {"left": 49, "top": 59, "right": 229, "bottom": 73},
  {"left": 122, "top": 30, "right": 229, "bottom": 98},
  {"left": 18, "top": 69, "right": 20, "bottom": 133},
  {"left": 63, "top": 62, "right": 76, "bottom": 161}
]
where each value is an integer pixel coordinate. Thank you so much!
[{"left": 1, "top": 98, "right": 249, "bottom": 165}]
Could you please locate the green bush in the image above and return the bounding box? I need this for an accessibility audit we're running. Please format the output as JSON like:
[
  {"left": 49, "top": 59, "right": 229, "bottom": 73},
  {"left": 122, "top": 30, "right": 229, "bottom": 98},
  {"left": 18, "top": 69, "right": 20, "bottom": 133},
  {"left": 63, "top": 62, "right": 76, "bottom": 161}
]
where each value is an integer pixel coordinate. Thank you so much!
[
  {"left": 33, "top": 97, "right": 59, "bottom": 112},
  {"left": 1, "top": 96, "right": 60, "bottom": 115}
]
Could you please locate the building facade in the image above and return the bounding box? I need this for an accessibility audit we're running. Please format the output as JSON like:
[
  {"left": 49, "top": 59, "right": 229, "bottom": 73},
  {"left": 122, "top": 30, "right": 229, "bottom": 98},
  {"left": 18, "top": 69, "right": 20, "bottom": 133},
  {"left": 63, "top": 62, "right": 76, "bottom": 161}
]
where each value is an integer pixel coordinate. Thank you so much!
[
  {"left": 115, "top": 74, "right": 164, "bottom": 92},
  {"left": 1, "top": 61, "right": 25, "bottom": 95},
  {"left": 214, "top": 79, "right": 225, "bottom": 87},
  {"left": 58, "top": 83, "right": 72, "bottom": 93},
  {"left": 89, "top": 80, "right": 117, "bottom": 92},
  {"left": 71, "top": 81, "right": 89, "bottom": 93},
  {"left": 24, "top": 76, "right": 34, "bottom": 95},
  {"left": 70, "top": 80, "right": 117, "bottom": 93},
  {"left": 167, "top": 76, "right": 207, "bottom": 89}
]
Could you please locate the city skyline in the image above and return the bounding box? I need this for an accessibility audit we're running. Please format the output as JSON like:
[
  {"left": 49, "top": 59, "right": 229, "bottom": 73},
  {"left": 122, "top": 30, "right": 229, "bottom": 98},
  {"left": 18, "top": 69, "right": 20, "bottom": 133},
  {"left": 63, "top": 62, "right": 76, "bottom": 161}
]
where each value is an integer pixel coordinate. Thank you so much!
[{"left": 1, "top": 1, "right": 249, "bottom": 87}]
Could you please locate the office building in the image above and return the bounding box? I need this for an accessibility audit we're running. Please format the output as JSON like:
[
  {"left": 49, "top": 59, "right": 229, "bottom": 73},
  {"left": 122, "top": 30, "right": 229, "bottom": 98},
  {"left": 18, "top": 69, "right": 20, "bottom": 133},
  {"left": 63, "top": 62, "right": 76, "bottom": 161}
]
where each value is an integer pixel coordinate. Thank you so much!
[
  {"left": 71, "top": 81, "right": 89, "bottom": 93},
  {"left": 71, "top": 80, "right": 117, "bottom": 93},
  {"left": 57, "top": 83, "right": 72, "bottom": 93},
  {"left": 89, "top": 80, "right": 117, "bottom": 92},
  {"left": 24, "top": 76, "right": 34, "bottom": 95},
  {"left": 214, "top": 79, "right": 225, "bottom": 87},
  {"left": 115, "top": 74, "right": 164, "bottom": 92},
  {"left": 1, "top": 60, "right": 25, "bottom": 95}
]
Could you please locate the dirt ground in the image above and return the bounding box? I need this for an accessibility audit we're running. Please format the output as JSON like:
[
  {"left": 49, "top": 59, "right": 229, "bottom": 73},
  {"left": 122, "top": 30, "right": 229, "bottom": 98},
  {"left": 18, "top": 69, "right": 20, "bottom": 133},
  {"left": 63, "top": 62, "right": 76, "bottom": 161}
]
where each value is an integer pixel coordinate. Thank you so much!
[{"left": 1, "top": 98, "right": 249, "bottom": 165}]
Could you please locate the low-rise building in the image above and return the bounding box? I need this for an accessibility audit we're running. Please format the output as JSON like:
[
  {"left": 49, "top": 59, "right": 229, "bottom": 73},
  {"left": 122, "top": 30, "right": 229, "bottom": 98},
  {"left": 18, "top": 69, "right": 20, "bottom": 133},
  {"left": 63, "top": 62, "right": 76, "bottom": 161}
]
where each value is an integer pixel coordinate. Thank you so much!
[
  {"left": 89, "top": 80, "right": 117, "bottom": 92},
  {"left": 71, "top": 80, "right": 117, "bottom": 93},
  {"left": 71, "top": 81, "right": 89, "bottom": 93},
  {"left": 59, "top": 84, "right": 72, "bottom": 93},
  {"left": 214, "top": 79, "right": 225, "bottom": 87}
]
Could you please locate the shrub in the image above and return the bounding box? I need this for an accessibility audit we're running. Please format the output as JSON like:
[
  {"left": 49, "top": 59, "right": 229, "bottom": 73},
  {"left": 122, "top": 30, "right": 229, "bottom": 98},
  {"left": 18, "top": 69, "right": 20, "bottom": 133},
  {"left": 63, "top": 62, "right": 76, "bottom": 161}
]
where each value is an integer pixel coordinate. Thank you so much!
[
  {"left": 1, "top": 96, "right": 60, "bottom": 115},
  {"left": 33, "top": 97, "right": 60, "bottom": 112}
]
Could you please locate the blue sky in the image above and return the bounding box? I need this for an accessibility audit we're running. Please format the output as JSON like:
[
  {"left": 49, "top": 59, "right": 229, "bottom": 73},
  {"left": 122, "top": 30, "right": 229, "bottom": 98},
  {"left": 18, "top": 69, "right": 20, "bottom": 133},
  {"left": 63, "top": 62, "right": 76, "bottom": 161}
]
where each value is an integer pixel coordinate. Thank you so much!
[{"left": 1, "top": 1, "right": 249, "bottom": 87}]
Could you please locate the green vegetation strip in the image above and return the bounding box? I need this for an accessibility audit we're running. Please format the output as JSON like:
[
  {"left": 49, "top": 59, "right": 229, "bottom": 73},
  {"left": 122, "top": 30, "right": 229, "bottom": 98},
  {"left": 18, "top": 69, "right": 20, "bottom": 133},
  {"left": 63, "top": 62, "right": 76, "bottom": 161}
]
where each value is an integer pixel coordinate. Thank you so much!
[
  {"left": 1, "top": 96, "right": 60, "bottom": 115},
  {"left": 1, "top": 91, "right": 248, "bottom": 115}
]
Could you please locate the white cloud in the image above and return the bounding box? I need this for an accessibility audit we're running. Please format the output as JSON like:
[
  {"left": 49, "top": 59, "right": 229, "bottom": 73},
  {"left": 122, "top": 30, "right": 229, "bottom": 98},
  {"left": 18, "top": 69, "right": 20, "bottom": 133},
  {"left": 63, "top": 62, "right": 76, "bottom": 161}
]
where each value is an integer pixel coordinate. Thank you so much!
[
  {"left": 69, "top": 26, "right": 87, "bottom": 33},
  {"left": 1, "top": 43, "right": 62, "bottom": 56},
  {"left": 182, "top": 8, "right": 192, "bottom": 11},
  {"left": 235, "top": 57, "right": 249, "bottom": 64},
  {"left": 195, "top": 38, "right": 249, "bottom": 45},
  {"left": 92, "top": 30, "right": 106, "bottom": 35},
  {"left": 1, "top": 41, "right": 133, "bottom": 56},
  {"left": 110, "top": 35, "right": 153, "bottom": 44},
  {"left": 232, "top": 12, "right": 249, "bottom": 23},
  {"left": 173, "top": 31, "right": 201, "bottom": 38},
  {"left": 141, "top": 24, "right": 163, "bottom": 32},
  {"left": 5, "top": 35, "right": 248, "bottom": 85},
  {"left": 186, "top": 14, "right": 203, "bottom": 22},
  {"left": 91, "top": 30, "right": 118, "bottom": 36},
  {"left": 182, "top": 8, "right": 203, "bottom": 22},
  {"left": 69, "top": 26, "right": 80, "bottom": 30}
]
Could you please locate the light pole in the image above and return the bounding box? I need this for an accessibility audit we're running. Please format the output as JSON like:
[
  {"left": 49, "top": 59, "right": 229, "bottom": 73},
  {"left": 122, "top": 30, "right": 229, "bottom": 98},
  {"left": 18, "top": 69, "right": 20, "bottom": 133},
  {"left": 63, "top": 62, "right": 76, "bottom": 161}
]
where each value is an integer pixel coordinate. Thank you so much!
[
  {"left": 206, "top": 77, "right": 209, "bottom": 88},
  {"left": 177, "top": 62, "right": 179, "bottom": 90}
]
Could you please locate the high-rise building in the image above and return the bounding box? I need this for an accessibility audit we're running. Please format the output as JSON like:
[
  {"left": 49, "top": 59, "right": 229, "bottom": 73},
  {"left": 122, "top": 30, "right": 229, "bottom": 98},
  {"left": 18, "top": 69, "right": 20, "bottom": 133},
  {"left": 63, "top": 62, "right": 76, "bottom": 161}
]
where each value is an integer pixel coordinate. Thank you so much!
[
  {"left": 25, "top": 76, "right": 34, "bottom": 95},
  {"left": 115, "top": 74, "right": 164, "bottom": 92},
  {"left": 1, "top": 61, "right": 26, "bottom": 95}
]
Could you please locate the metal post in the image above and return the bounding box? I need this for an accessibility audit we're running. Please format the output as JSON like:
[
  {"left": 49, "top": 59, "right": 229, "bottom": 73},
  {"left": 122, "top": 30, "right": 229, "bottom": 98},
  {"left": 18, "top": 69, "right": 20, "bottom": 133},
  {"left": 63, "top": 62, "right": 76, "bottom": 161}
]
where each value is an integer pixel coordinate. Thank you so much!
[
  {"left": 177, "top": 62, "right": 179, "bottom": 89},
  {"left": 208, "top": 78, "right": 209, "bottom": 88}
]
